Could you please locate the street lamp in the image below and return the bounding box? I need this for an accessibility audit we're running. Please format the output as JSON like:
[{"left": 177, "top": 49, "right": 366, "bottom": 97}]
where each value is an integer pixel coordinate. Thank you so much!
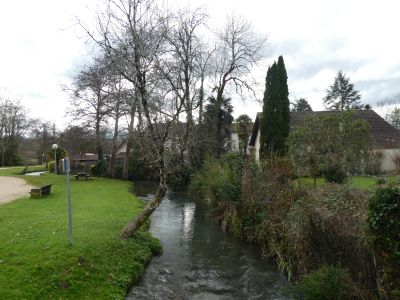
[{"left": 52, "top": 144, "right": 58, "bottom": 174}]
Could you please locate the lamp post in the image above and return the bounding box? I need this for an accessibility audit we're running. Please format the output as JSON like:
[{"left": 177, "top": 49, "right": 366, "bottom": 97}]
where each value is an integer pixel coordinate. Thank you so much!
[{"left": 52, "top": 144, "right": 58, "bottom": 174}]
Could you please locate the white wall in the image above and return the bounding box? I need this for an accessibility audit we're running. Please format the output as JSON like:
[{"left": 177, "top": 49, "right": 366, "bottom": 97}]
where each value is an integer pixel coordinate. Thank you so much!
[
  {"left": 230, "top": 132, "right": 240, "bottom": 152},
  {"left": 380, "top": 149, "right": 400, "bottom": 173},
  {"left": 255, "top": 129, "right": 260, "bottom": 161}
]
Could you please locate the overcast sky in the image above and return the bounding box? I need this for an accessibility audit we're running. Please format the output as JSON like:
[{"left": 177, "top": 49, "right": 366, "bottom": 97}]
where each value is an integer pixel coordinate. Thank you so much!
[{"left": 0, "top": 0, "right": 399, "bottom": 127}]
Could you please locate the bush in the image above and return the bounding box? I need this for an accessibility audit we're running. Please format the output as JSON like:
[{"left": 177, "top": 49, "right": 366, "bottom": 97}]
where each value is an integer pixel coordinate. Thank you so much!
[
  {"left": 375, "top": 176, "right": 386, "bottom": 185},
  {"left": 48, "top": 161, "right": 55, "bottom": 173},
  {"left": 190, "top": 153, "right": 243, "bottom": 204},
  {"left": 292, "top": 265, "right": 353, "bottom": 300},
  {"left": 90, "top": 164, "right": 97, "bottom": 176},
  {"left": 368, "top": 186, "right": 400, "bottom": 298},
  {"left": 366, "top": 151, "right": 383, "bottom": 175},
  {"left": 115, "top": 165, "right": 123, "bottom": 179},
  {"left": 324, "top": 165, "right": 348, "bottom": 183}
]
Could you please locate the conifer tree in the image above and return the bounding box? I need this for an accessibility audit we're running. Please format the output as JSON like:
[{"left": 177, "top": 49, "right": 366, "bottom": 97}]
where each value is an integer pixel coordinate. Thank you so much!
[
  {"left": 324, "top": 71, "right": 361, "bottom": 110},
  {"left": 277, "top": 56, "right": 290, "bottom": 149},
  {"left": 260, "top": 56, "right": 290, "bottom": 158},
  {"left": 292, "top": 98, "right": 313, "bottom": 111}
]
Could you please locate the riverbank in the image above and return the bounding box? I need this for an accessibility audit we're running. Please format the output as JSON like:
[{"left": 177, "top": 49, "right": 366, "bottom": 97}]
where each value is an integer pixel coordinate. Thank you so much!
[
  {"left": 190, "top": 154, "right": 383, "bottom": 298},
  {"left": 0, "top": 168, "right": 161, "bottom": 299}
]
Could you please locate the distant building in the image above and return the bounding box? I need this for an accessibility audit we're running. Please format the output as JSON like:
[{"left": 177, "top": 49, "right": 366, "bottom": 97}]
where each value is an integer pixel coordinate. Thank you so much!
[
  {"left": 248, "top": 110, "right": 400, "bottom": 172},
  {"left": 71, "top": 153, "right": 98, "bottom": 170}
]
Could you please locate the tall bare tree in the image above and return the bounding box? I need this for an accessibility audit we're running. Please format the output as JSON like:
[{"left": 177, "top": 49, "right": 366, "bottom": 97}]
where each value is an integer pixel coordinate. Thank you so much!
[
  {"left": 212, "top": 14, "right": 267, "bottom": 102},
  {"left": 0, "top": 98, "right": 29, "bottom": 166},
  {"left": 67, "top": 55, "right": 113, "bottom": 175},
  {"left": 210, "top": 14, "right": 267, "bottom": 156},
  {"left": 157, "top": 7, "right": 207, "bottom": 163},
  {"left": 79, "top": 0, "right": 189, "bottom": 238}
]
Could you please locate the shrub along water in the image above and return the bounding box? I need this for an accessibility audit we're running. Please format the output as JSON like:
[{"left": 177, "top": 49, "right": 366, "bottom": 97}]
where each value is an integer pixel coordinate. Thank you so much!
[
  {"left": 190, "top": 154, "right": 378, "bottom": 298},
  {"left": 368, "top": 186, "right": 400, "bottom": 299}
]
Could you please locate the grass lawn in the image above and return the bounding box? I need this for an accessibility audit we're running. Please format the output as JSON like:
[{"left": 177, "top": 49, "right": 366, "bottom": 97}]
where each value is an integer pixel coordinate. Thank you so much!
[
  {"left": 0, "top": 167, "right": 161, "bottom": 299},
  {"left": 295, "top": 175, "right": 398, "bottom": 190}
]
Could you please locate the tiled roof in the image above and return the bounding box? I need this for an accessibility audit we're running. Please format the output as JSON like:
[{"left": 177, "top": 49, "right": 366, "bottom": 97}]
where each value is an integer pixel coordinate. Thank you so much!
[
  {"left": 249, "top": 110, "right": 400, "bottom": 149},
  {"left": 71, "top": 153, "right": 99, "bottom": 161}
]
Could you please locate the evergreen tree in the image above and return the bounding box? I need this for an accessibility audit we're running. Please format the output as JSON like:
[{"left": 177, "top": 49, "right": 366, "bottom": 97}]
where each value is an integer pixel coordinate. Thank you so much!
[
  {"left": 260, "top": 56, "right": 290, "bottom": 157},
  {"left": 324, "top": 71, "right": 361, "bottom": 110},
  {"left": 277, "top": 56, "right": 291, "bottom": 142},
  {"left": 292, "top": 98, "right": 313, "bottom": 111},
  {"left": 202, "top": 96, "right": 234, "bottom": 158},
  {"left": 235, "top": 114, "right": 252, "bottom": 155}
]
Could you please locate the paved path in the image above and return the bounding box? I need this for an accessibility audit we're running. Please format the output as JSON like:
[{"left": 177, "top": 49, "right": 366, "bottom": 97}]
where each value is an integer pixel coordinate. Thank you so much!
[{"left": 0, "top": 177, "right": 33, "bottom": 204}]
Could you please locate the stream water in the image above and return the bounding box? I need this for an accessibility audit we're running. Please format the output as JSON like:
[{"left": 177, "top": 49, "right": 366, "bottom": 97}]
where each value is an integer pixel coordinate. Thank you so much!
[{"left": 126, "top": 181, "right": 291, "bottom": 300}]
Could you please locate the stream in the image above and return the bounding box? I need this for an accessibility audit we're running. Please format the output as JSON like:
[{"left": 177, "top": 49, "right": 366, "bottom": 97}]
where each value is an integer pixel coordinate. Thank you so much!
[{"left": 126, "top": 181, "right": 291, "bottom": 300}]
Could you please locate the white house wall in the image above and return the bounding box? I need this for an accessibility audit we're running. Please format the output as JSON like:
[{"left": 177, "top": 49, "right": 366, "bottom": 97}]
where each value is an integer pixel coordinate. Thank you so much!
[
  {"left": 379, "top": 149, "right": 400, "bottom": 173},
  {"left": 255, "top": 129, "right": 260, "bottom": 161}
]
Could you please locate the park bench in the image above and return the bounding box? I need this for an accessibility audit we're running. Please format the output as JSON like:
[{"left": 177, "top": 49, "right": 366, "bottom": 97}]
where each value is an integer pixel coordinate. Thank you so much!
[
  {"left": 74, "top": 172, "right": 91, "bottom": 180},
  {"left": 30, "top": 184, "right": 52, "bottom": 198}
]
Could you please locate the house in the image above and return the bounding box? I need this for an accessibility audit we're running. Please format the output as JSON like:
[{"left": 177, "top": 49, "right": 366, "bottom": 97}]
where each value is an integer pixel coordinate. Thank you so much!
[
  {"left": 248, "top": 110, "right": 400, "bottom": 172},
  {"left": 71, "top": 153, "right": 98, "bottom": 170},
  {"left": 224, "top": 123, "right": 254, "bottom": 153}
]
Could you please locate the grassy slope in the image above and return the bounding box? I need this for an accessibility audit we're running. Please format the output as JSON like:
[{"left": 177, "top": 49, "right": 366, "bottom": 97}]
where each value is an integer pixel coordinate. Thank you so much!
[{"left": 0, "top": 167, "right": 161, "bottom": 299}]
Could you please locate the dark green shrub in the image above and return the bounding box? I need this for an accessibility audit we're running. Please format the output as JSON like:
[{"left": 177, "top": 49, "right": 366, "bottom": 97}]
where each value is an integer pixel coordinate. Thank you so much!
[
  {"left": 114, "top": 165, "right": 123, "bottom": 179},
  {"left": 324, "top": 165, "right": 348, "bottom": 183},
  {"left": 292, "top": 265, "right": 353, "bottom": 300},
  {"left": 78, "top": 163, "right": 87, "bottom": 171},
  {"left": 48, "top": 161, "right": 55, "bottom": 173},
  {"left": 190, "top": 153, "right": 243, "bottom": 203},
  {"left": 368, "top": 186, "right": 400, "bottom": 298},
  {"left": 375, "top": 176, "right": 386, "bottom": 185},
  {"left": 127, "top": 148, "right": 156, "bottom": 180},
  {"left": 90, "top": 164, "right": 97, "bottom": 176}
]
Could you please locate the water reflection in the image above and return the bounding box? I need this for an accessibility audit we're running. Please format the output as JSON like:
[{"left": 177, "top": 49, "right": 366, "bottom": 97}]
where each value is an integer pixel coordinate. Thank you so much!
[
  {"left": 182, "top": 202, "right": 195, "bottom": 239},
  {"left": 126, "top": 181, "right": 290, "bottom": 299}
]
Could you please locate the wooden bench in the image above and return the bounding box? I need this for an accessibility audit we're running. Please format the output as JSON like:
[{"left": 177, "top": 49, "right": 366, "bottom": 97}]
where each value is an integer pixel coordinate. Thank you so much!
[
  {"left": 74, "top": 172, "right": 91, "bottom": 180},
  {"left": 30, "top": 184, "right": 52, "bottom": 198}
]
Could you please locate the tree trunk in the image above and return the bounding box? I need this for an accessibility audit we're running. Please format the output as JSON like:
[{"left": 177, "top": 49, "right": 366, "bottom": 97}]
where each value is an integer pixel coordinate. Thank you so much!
[
  {"left": 108, "top": 99, "right": 121, "bottom": 178},
  {"left": 120, "top": 166, "right": 167, "bottom": 239},
  {"left": 123, "top": 105, "right": 136, "bottom": 180}
]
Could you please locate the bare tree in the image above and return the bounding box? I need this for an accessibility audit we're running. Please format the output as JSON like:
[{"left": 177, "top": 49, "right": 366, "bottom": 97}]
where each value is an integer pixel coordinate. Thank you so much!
[
  {"left": 79, "top": 0, "right": 189, "bottom": 238},
  {"left": 67, "top": 54, "right": 113, "bottom": 174},
  {"left": 30, "top": 120, "right": 52, "bottom": 165},
  {"left": 157, "top": 7, "right": 208, "bottom": 163},
  {"left": 212, "top": 14, "right": 268, "bottom": 102},
  {"left": 209, "top": 14, "right": 267, "bottom": 157},
  {"left": 0, "top": 98, "right": 29, "bottom": 166},
  {"left": 108, "top": 74, "right": 130, "bottom": 178}
]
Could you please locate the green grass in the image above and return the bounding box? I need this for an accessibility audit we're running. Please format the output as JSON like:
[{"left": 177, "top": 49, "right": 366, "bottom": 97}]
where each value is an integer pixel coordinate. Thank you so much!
[
  {"left": 295, "top": 175, "right": 399, "bottom": 190},
  {"left": 0, "top": 167, "right": 161, "bottom": 299}
]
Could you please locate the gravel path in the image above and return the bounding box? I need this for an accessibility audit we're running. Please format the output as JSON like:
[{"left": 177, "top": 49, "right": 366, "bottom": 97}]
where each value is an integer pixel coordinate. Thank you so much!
[{"left": 0, "top": 177, "right": 33, "bottom": 204}]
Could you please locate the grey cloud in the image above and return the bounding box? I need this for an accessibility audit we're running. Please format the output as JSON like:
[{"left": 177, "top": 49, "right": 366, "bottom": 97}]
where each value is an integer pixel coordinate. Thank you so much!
[
  {"left": 276, "top": 38, "right": 367, "bottom": 80},
  {"left": 357, "top": 76, "right": 400, "bottom": 105}
]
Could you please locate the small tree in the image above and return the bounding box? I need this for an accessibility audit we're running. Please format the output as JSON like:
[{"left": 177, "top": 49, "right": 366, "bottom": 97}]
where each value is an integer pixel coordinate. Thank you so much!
[
  {"left": 48, "top": 146, "right": 67, "bottom": 173},
  {"left": 292, "top": 97, "right": 312, "bottom": 111},
  {"left": 235, "top": 114, "right": 252, "bottom": 155},
  {"left": 289, "top": 111, "right": 371, "bottom": 185},
  {"left": 324, "top": 71, "right": 362, "bottom": 110}
]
